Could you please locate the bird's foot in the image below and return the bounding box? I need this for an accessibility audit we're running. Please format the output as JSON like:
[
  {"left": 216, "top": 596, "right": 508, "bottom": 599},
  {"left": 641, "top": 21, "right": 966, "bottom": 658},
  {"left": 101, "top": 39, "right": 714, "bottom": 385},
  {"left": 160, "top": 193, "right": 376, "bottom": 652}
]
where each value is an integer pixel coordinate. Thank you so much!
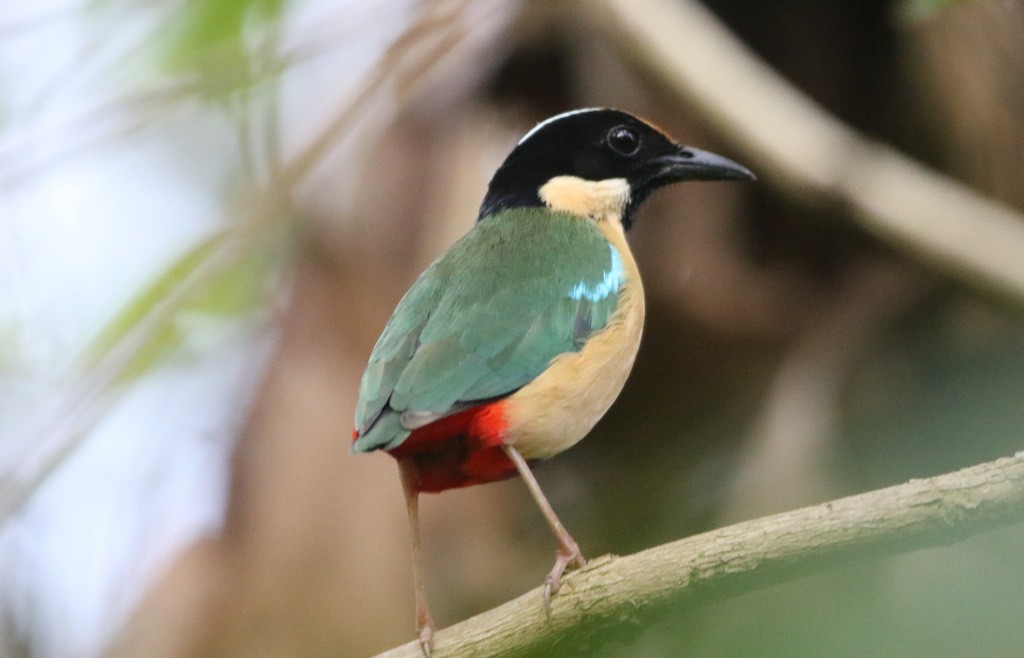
[
  {"left": 417, "top": 625, "right": 433, "bottom": 658},
  {"left": 542, "top": 538, "right": 587, "bottom": 613},
  {"left": 416, "top": 610, "right": 435, "bottom": 657}
]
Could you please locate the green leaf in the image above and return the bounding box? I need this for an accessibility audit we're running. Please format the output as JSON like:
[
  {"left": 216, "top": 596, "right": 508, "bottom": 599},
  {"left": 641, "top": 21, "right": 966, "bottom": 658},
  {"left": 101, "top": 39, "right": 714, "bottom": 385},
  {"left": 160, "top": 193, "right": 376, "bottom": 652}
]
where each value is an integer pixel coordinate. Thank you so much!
[
  {"left": 81, "top": 227, "right": 285, "bottom": 385},
  {"left": 161, "top": 0, "right": 288, "bottom": 97},
  {"left": 189, "top": 232, "right": 280, "bottom": 316},
  {"left": 83, "top": 232, "right": 223, "bottom": 366}
]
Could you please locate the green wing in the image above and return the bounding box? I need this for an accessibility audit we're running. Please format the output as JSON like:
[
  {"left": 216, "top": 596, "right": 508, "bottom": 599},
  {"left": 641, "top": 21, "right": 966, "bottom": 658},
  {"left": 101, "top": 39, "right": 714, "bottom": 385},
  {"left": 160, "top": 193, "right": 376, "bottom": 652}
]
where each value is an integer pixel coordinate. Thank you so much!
[{"left": 352, "top": 208, "right": 625, "bottom": 452}]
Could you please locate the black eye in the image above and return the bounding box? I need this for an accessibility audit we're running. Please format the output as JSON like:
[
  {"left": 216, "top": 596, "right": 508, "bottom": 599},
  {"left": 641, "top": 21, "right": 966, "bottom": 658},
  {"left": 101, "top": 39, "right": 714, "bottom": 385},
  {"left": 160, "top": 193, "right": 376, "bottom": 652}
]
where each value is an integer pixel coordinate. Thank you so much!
[{"left": 606, "top": 126, "right": 641, "bottom": 156}]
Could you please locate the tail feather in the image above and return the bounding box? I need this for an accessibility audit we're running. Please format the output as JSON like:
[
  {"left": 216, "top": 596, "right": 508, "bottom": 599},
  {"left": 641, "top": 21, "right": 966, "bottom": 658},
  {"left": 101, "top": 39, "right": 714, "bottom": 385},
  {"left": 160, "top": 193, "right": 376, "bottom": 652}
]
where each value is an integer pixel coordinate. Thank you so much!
[{"left": 351, "top": 410, "right": 410, "bottom": 453}]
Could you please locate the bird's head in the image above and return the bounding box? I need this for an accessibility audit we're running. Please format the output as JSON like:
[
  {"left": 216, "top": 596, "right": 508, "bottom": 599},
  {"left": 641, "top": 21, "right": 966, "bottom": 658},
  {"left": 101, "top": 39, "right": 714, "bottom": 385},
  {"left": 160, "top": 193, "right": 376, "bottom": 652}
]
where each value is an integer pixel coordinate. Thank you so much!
[{"left": 479, "top": 108, "right": 755, "bottom": 229}]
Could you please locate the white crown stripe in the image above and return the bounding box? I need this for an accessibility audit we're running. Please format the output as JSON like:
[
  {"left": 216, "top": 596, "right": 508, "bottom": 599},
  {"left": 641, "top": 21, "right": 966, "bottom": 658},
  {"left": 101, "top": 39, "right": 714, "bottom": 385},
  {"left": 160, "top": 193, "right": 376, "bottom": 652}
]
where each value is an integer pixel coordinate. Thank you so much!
[{"left": 517, "top": 108, "right": 604, "bottom": 145}]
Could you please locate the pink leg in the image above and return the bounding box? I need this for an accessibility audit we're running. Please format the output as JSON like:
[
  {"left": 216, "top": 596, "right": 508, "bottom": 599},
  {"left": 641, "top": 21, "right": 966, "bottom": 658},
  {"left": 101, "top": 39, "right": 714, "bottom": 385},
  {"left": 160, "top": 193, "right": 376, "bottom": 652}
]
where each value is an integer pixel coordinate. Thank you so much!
[
  {"left": 502, "top": 444, "right": 586, "bottom": 610},
  {"left": 398, "top": 460, "right": 435, "bottom": 657}
]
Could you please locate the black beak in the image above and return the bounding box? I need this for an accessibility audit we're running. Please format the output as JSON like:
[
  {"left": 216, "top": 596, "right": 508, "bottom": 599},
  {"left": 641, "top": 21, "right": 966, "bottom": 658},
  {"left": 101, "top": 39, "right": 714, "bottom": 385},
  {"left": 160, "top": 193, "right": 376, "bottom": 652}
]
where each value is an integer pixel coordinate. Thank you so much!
[
  {"left": 655, "top": 145, "right": 756, "bottom": 182},
  {"left": 623, "top": 143, "right": 755, "bottom": 231}
]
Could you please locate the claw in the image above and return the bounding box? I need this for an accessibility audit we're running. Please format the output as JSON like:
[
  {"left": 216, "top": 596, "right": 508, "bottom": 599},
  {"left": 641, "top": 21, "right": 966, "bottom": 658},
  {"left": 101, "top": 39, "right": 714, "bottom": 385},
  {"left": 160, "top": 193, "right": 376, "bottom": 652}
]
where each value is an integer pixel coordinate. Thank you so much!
[
  {"left": 542, "top": 538, "right": 587, "bottom": 613},
  {"left": 415, "top": 599, "right": 435, "bottom": 657},
  {"left": 418, "top": 624, "right": 433, "bottom": 658}
]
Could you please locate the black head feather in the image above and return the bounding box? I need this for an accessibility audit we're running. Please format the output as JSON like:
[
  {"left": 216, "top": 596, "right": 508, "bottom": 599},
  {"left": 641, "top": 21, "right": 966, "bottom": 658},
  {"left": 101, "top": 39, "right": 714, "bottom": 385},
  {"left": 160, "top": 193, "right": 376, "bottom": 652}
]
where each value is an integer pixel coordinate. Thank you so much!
[{"left": 479, "top": 108, "right": 754, "bottom": 228}]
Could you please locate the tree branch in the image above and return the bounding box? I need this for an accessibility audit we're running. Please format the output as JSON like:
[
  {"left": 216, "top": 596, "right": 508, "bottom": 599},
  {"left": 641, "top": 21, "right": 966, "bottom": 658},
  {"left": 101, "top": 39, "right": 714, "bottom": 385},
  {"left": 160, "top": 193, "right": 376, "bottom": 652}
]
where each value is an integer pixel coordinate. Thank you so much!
[
  {"left": 374, "top": 454, "right": 1024, "bottom": 657},
  {"left": 591, "top": 0, "right": 1024, "bottom": 306}
]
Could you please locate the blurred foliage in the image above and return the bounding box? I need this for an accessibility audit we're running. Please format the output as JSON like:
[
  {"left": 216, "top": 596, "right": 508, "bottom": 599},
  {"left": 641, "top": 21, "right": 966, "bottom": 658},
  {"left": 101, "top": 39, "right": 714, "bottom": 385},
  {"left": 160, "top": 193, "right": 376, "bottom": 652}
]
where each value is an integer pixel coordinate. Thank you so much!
[
  {"left": 72, "top": 0, "right": 296, "bottom": 383},
  {"left": 81, "top": 227, "right": 287, "bottom": 385},
  {"left": 843, "top": 296, "right": 1024, "bottom": 486},
  {"left": 161, "top": 0, "right": 289, "bottom": 97},
  {"left": 899, "top": 0, "right": 964, "bottom": 23}
]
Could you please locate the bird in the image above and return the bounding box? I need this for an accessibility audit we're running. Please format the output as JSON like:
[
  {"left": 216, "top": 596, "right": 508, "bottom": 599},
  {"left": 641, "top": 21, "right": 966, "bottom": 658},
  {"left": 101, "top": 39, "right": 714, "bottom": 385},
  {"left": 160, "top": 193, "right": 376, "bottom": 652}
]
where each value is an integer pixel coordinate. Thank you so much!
[{"left": 351, "top": 107, "right": 754, "bottom": 654}]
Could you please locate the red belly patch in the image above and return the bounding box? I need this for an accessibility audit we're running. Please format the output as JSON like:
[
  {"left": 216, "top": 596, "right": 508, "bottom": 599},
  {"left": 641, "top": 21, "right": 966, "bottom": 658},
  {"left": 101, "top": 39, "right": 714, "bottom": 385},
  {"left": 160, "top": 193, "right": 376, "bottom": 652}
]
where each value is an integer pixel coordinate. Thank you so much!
[{"left": 385, "top": 400, "right": 516, "bottom": 493}]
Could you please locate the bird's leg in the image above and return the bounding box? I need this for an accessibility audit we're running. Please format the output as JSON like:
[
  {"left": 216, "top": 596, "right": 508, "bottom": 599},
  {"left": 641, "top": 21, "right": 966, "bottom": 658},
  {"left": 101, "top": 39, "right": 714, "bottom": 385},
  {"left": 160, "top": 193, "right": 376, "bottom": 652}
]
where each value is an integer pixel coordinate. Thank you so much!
[
  {"left": 398, "top": 459, "right": 435, "bottom": 657},
  {"left": 502, "top": 444, "right": 586, "bottom": 610}
]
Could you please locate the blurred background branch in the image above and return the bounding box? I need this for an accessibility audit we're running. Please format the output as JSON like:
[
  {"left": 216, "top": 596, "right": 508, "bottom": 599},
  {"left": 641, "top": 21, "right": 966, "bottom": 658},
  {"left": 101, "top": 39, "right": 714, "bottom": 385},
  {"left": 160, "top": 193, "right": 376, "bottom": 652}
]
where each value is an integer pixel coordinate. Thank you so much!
[{"left": 596, "top": 0, "right": 1024, "bottom": 305}]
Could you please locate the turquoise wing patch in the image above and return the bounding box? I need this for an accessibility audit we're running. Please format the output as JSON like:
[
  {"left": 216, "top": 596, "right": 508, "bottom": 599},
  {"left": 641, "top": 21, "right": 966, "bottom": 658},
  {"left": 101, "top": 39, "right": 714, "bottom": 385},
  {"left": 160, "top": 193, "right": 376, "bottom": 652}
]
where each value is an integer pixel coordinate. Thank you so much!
[{"left": 569, "top": 246, "right": 624, "bottom": 302}]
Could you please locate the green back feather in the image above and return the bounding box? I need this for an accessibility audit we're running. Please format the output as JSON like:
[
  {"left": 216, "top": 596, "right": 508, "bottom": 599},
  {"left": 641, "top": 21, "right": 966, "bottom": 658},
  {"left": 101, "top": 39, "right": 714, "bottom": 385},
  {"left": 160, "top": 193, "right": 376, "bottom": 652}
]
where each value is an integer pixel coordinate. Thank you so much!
[{"left": 353, "top": 208, "right": 624, "bottom": 452}]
